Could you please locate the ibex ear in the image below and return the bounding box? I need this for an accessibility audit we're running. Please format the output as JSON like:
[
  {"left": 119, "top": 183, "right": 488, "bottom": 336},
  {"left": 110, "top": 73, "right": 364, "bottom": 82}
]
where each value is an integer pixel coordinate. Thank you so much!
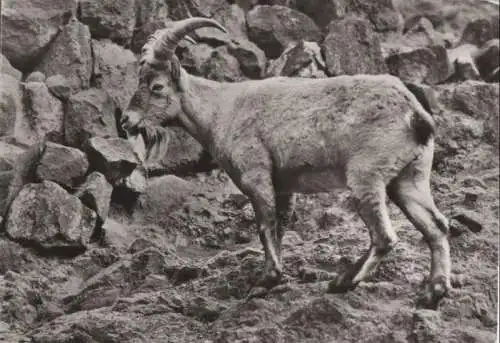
[{"left": 170, "top": 56, "right": 181, "bottom": 81}]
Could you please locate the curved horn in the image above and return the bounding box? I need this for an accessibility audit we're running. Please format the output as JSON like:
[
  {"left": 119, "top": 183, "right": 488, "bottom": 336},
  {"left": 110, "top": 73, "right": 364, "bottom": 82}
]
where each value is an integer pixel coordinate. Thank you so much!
[{"left": 154, "top": 18, "right": 227, "bottom": 60}]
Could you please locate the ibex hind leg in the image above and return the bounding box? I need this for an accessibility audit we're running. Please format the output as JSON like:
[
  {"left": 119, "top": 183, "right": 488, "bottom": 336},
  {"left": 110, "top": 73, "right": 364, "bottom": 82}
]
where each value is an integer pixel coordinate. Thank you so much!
[
  {"left": 328, "top": 165, "right": 399, "bottom": 293},
  {"left": 387, "top": 144, "right": 451, "bottom": 308}
]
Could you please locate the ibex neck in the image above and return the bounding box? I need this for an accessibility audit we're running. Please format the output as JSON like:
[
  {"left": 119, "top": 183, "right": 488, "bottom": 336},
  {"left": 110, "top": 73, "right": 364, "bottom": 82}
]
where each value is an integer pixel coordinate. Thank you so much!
[{"left": 179, "top": 72, "right": 225, "bottom": 146}]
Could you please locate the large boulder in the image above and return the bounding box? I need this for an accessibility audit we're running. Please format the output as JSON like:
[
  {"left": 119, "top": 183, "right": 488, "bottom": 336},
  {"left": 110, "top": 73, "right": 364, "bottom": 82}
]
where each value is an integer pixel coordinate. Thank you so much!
[
  {"left": 247, "top": 5, "right": 322, "bottom": 59},
  {"left": 459, "top": 18, "right": 497, "bottom": 47},
  {"left": 17, "top": 82, "right": 64, "bottom": 145},
  {"left": 86, "top": 137, "right": 139, "bottom": 184},
  {"left": 322, "top": 17, "right": 386, "bottom": 76},
  {"left": 92, "top": 39, "right": 139, "bottom": 111},
  {"left": 0, "top": 74, "right": 22, "bottom": 138},
  {"left": 65, "top": 89, "right": 118, "bottom": 149},
  {"left": 35, "top": 142, "right": 89, "bottom": 189},
  {"left": 267, "top": 41, "right": 327, "bottom": 78},
  {"left": 347, "top": 0, "right": 404, "bottom": 33},
  {"left": 79, "top": 0, "right": 136, "bottom": 45},
  {"left": 34, "top": 17, "right": 93, "bottom": 94},
  {"left": 0, "top": 0, "right": 78, "bottom": 71},
  {"left": 386, "top": 45, "right": 451, "bottom": 84},
  {"left": 5, "top": 180, "right": 97, "bottom": 251},
  {"left": 290, "top": 0, "right": 346, "bottom": 29}
]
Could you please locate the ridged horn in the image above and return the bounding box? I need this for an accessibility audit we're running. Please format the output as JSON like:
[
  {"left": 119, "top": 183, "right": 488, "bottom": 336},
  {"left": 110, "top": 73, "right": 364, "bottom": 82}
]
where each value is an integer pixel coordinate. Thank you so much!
[{"left": 154, "top": 18, "right": 227, "bottom": 60}]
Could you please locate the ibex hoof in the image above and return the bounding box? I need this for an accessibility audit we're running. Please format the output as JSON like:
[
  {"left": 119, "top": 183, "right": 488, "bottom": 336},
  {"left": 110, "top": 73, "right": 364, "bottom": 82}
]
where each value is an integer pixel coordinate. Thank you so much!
[
  {"left": 326, "top": 273, "right": 358, "bottom": 294},
  {"left": 257, "top": 269, "right": 282, "bottom": 289},
  {"left": 417, "top": 276, "right": 450, "bottom": 309}
]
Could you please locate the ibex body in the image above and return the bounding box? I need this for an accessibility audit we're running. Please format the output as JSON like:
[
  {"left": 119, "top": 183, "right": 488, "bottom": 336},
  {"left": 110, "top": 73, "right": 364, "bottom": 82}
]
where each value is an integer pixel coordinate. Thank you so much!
[{"left": 122, "top": 18, "right": 451, "bottom": 307}]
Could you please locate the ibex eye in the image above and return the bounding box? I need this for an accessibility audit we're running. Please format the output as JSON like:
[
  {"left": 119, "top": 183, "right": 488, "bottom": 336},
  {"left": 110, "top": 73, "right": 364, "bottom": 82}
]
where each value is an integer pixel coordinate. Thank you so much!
[{"left": 152, "top": 84, "right": 164, "bottom": 92}]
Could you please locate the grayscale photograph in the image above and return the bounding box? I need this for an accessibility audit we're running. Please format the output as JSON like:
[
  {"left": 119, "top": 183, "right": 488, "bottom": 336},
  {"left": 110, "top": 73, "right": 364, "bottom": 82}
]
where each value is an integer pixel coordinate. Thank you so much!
[{"left": 0, "top": 0, "right": 498, "bottom": 342}]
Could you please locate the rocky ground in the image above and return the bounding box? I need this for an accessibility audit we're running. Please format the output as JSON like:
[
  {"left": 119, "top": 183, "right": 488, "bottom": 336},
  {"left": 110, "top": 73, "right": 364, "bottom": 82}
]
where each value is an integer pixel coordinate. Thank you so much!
[{"left": 0, "top": 0, "right": 499, "bottom": 342}]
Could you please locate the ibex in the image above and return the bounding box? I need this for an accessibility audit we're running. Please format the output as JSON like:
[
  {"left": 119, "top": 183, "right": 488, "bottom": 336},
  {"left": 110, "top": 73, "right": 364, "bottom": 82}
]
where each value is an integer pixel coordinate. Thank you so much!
[{"left": 121, "top": 18, "right": 451, "bottom": 307}]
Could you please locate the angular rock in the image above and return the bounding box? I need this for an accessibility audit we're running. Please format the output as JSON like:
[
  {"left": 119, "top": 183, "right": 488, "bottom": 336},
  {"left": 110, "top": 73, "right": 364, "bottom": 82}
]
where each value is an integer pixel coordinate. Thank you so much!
[
  {"left": 17, "top": 82, "right": 64, "bottom": 145},
  {"left": 460, "top": 18, "right": 496, "bottom": 47},
  {"left": 0, "top": 142, "right": 44, "bottom": 216},
  {"left": 0, "top": 0, "right": 78, "bottom": 71},
  {"left": 0, "top": 54, "right": 22, "bottom": 81},
  {"left": 132, "top": 0, "right": 169, "bottom": 52},
  {"left": 474, "top": 39, "right": 499, "bottom": 81},
  {"left": 122, "top": 167, "right": 147, "bottom": 193},
  {"left": 410, "top": 309, "right": 442, "bottom": 343},
  {"left": 228, "top": 38, "right": 267, "bottom": 79},
  {"left": 36, "top": 142, "right": 89, "bottom": 188},
  {"left": 92, "top": 39, "right": 139, "bottom": 110},
  {"left": 75, "top": 171, "right": 113, "bottom": 224},
  {"left": 322, "top": 18, "right": 386, "bottom": 76},
  {"left": 35, "top": 17, "right": 92, "bottom": 93},
  {"left": 290, "top": 0, "right": 346, "bottom": 28},
  {"left": 86, "top": 137, "right": 138, "bottom": 184},
  {"left": 247, "top": 5, "right": 323, "bottom": 59},
  {"left": 203, "top": 46, "right": 245, "bottom": 82},
  {"left": 451, "top": 211, "right": 484, "bottom": 233},
  {"left": 0, "top": 142, "right": 25, "bottom": 172},
  {"left": 214, "top": 4, "right": 248, "bottom": 39},
  {"left": 46, "top": 74, "right": 71, "bottom": 101},
  {"left": 0, "top": 74, "right": 22, "bottom": 137},
  {"left": 5, "top": 180, "right": 96, "bottom": 250},
  {"left": 347, "top": 0, "right": 404, "bottom": 32},
  {"left": 179, "top": 43, "right": 217, "bottom": 76},
  {"left": 267, "top": 40, "right": 327, "bottom": 78},
  {"left": 79, "top": 0, "right": 136, "bottom": 45},
  {"left": 446, "top": 81, "right": 499, "bottom": 120},
  {"left": 25, "top": 71, "right": 45, "bottom": 83},
  {"left": 133, "top": 175, "right": 196, "bottom": 225},
  {"left": 386, "top": 45, "right": 451, "bottom": 84},
  {"left": 65, "top": 88, "right": 118, "bottom": 149}
]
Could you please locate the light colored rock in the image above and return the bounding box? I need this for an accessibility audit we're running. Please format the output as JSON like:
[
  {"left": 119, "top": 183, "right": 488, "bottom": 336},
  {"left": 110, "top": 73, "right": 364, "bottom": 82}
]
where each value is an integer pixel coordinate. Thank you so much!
[
  {"left": 0, "top": 54, "right": 22, "bottom": 81},
  {"left": 267, "top": 40, "right": 327, "bottom": 78},
  {"left": 0, "top": 74, "right": 22, "bottom": 138},
  {"left": 92, "top": 39, "right": 139, "bottom": 110},
  {"left": 0, "top": 0, "right": 78, "bottom": 70},
  {"left": 5, "top": 180, "right": 97, "bottom": 250},
  {"left": 323, "top": 17, "right": 386, "bottom": 76},
  {"left": 16, "top": 82, "right": 64, "bottom": 145},
  {"left": 75, "top": 171, "right": 113, "bottom": 224},
  {"left": 35, "top": 17, "right": 92, "bottom": 93},
  {"left": 65, "top": 88, "right": 118, "bottom": 149}
]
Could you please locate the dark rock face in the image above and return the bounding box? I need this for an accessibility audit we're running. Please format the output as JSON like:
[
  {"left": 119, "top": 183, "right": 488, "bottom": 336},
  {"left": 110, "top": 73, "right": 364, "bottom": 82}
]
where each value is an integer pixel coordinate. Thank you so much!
[
  {"left": 86, "top": 137, "right": 139, "bottom": 184},
  {"left": 35, "top": 142, "right": 89, "bottom": 189},
  {"left": 79, "top": 0, "right": 136, "bottom": 46},
  {"left": 247, "top": 5, "right": 322, "bottom": 59},
  {"left": 386, "top": 45, "right": 451, "bottom": 84}
]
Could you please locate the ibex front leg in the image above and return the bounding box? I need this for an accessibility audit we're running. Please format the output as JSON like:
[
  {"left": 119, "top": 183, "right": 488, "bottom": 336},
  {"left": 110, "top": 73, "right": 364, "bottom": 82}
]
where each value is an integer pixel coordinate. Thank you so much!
[{"left": 239, "top": 168, "right": 282, "bottom": 288}]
